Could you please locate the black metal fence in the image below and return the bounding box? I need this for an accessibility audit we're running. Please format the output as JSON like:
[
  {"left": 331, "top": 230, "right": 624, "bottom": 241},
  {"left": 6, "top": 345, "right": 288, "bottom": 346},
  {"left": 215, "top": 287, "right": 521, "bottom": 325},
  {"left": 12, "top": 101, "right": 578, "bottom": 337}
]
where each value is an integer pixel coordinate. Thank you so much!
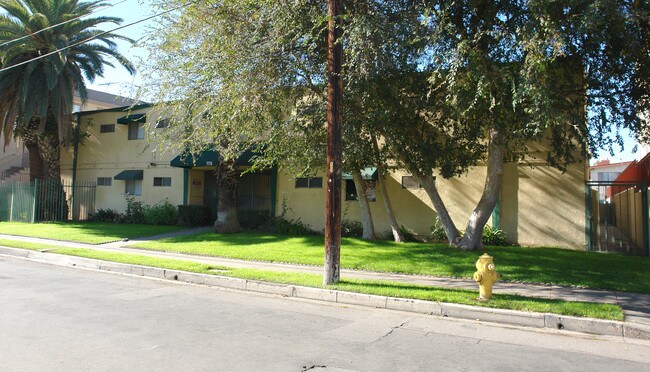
[{"left": 0, "top": 180, "right": 96, "bottom": 222}]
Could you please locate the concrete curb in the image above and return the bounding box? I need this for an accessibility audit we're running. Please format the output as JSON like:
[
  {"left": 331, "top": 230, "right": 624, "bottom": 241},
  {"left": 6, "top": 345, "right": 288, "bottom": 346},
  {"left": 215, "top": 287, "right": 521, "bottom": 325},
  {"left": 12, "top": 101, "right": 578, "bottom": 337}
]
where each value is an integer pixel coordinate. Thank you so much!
[{"left": 1, "top": 246, "right": 648, "bottom": 340}]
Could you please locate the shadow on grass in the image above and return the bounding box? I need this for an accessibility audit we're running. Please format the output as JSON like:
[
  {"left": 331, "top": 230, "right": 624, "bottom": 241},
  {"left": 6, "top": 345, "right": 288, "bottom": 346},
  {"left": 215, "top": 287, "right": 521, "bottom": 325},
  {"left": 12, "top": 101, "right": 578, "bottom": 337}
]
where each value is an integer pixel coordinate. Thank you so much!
[
  {"left": 146, "top": 231, "right": 650, "bottom": 294},
  {"left": 0, "top": 221, "right": 185, "bottom": 243}
]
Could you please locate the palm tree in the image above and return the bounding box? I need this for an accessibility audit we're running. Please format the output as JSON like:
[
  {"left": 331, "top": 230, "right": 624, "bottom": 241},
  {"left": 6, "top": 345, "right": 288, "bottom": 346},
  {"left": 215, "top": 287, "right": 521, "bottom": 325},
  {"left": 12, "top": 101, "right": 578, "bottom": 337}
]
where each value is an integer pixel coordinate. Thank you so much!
[{"left": 0, "top": 0, "right": 135, "bottom": 183}]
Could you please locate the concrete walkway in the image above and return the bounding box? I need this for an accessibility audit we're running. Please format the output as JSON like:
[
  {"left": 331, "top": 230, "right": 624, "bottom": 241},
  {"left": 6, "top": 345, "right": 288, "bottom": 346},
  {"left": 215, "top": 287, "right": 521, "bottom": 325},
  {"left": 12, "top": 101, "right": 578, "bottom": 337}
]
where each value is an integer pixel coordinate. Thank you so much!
[{"left": 1, "top": 229, "right": 649, "bottom": 326}]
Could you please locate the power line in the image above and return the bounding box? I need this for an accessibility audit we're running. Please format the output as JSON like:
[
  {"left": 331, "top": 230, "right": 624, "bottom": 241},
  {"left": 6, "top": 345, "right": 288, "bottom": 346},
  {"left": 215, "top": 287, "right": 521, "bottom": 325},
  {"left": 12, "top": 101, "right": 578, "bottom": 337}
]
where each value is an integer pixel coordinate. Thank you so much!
[
  {"left": 0, "top": 1, "right": 192, "bottom": 74},
  {"left": 0, "top": 0, "right": 130, "bottom": 49}
]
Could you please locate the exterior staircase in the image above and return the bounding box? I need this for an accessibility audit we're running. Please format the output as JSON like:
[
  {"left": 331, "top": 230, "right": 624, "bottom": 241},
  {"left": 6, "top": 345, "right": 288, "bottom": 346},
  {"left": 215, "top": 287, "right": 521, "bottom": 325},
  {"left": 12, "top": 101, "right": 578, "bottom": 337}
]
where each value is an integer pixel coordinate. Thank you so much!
[{"left": 0, "top": 166, "right": 30, "bottom": 183}]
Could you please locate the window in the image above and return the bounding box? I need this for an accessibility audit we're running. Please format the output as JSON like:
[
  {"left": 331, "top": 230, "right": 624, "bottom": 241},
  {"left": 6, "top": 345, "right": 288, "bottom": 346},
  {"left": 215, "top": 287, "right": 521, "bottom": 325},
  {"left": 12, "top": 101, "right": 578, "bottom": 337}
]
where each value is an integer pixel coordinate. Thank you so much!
[
  {"left": 295, "top": 177, "right": 322, "bottom": 188},
  {"left": 125, "top": 179, "right": 142, "bottom": 196},
  {"left": 346, "top": 179, "right": 376, "bottom": 201},
  {"left": 100, "top": 124, "right": 115, "bottom": 133},
  {"left": 153, "top": 177, "right": 172, "bottom": 187},
  {"left": 156, "top": 118, "right": 170, "bottom": 128},
  {"left": 128, "top": 122, "right": 144, "bottom": 140},
  {"left": 97, "top": 177, "right": 112, "bottom": 186},
  {"left": 402, "top": 175, "right": 424, "bottom": 189},
  {"left": 345, "top": 180, "right": 357, "bottom": 200},
  {"left": 72, "top": 105, "right": 81, "bottom": 113},
  {"left": 597, "top": 172, "right": 620, "bottom": 182}
]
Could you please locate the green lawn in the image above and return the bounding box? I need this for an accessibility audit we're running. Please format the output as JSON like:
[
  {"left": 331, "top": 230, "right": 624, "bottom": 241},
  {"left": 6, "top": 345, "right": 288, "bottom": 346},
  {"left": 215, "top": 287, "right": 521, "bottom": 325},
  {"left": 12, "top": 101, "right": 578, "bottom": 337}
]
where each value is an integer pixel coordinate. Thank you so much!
[
  {"left": 0, "top": 222, "right": 185, "bottom": 244},
  {"left": 53, "top": 247, "right": 624, "bottom": 320},
  {"left": 132, "top": 232, "right": 650, "bottom": 294}
]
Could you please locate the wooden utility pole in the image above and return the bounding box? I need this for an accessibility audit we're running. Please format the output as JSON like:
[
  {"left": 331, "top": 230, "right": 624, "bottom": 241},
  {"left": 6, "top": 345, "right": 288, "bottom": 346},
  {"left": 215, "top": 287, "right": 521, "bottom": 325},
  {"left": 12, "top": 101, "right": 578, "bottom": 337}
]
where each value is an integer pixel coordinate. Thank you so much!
[{"left": 324, "top": 0, "right": 343, "bottom": 285}]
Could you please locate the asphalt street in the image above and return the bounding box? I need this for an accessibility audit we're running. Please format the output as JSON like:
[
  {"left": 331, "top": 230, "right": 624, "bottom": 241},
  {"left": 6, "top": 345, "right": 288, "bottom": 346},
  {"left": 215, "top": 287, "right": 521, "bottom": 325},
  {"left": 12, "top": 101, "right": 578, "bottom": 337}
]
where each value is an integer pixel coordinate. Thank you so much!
[{"left": 1, "top": 257, "right": 649, "bottom": 371}]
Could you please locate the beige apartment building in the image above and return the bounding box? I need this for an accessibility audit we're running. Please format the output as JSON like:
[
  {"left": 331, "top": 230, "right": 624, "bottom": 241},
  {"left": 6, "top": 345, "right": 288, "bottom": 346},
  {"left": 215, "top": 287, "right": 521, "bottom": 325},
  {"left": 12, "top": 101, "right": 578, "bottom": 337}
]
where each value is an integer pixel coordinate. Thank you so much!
[{"left": 59, "top": 104, "right": 587, "bottom": 249}]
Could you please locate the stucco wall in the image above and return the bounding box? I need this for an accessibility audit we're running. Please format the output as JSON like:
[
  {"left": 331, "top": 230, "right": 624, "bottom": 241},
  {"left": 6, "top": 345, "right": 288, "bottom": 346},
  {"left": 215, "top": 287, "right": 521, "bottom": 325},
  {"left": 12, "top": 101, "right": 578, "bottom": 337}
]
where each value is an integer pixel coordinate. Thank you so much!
[
  {"left": 276, "top": 159, "right": 586, "bottom": 249},
  {"left": 59, "top": 107, "right": 587, "bottom": 249},
  {"left": 60, "top": 109, "right": 184, "bottom": 212}
]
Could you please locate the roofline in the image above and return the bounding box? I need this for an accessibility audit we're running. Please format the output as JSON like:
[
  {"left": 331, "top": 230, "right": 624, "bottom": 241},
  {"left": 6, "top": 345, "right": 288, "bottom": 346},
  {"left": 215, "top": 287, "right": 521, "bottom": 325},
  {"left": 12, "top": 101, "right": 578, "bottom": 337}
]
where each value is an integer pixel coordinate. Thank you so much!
[
  {"left": 75, "top": 103, "right": 153, "bottom": 116},
  {"left": 589, "top": 160, "right": 633, "bottom": 169}
]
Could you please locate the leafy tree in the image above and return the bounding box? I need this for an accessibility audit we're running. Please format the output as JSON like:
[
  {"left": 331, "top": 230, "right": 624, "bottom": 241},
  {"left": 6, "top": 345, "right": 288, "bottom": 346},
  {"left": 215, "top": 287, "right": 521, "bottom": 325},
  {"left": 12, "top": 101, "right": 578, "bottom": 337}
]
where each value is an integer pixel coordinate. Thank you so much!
[
  {"left": 0, "top": 0, "right": 135, "bottom": 185},
  {"left": 142, "top": 0, "right": 648, "bottom": 250},
  {"left": 139, "top": 0, "right": 325, "bottom": 232},
  {"left": 407, "top": 0, "right": 650, "bottom": 249}
]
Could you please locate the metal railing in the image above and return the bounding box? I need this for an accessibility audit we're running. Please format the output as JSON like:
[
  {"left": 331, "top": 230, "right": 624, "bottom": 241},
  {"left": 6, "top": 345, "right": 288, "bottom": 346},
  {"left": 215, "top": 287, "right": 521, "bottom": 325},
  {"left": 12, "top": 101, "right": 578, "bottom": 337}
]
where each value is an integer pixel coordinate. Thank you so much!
[{"left": 0, "top": 180, "right": 96, "bottom": 222}]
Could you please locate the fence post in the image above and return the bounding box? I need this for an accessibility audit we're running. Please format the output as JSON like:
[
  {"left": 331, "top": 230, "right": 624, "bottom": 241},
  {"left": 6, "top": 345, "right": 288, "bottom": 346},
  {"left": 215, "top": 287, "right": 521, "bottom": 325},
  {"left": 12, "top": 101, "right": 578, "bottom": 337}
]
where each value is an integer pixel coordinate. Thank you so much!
[
  {"left": 585, "top": 184, "right": 592, "bottom": 252},
  {"left": 10, "top": 182, "right": 15, "bottom": 222},
  {"left": 643, "top": 184, "right": 649, "bottom": 257},
  {"left": 31, "top": 179, "right": 38, "bottom": 223}
]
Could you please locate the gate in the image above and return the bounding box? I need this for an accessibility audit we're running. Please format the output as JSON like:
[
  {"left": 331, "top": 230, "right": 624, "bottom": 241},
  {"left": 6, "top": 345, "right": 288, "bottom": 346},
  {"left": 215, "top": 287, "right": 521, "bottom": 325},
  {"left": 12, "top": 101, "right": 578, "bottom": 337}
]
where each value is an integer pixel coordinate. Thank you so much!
[
  {"left": 0, "top": 180, "right": 96, "bottom": 222},
  {"left": 585, "top": 181, "right": 649, "bottom": 256}
]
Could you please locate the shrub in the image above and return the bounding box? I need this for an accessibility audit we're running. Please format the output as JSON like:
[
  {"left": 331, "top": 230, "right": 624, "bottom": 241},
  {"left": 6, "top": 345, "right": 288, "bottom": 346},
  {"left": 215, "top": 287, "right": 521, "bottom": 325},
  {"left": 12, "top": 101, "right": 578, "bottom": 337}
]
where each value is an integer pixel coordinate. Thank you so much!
[
  {"left": 89, "top": 208, "right": 121, "bottom": 223},
  {"left": 399, "top": 225, "right": 419, "bottom": 242},
  {"left": 239, "top": 210, "right": 270, "bottom": 230},
  {"left": 429, "top": 217, "right": 448, "bottom": 242},
  {"left": 144, "top": 200, "right": 178, "bottom": 226},
  {"left": 269, "top": 216, "right": 316, "bottom": 236},
  {"left": 482, "top": 225, "right": 508, "bottom": 246},
  {"left": 177, "top": 205, "right": 211, "bottom": 226},
  {"left": 122, "top": 194, "right": 145, "bottom": 224},
  {"left": 341, "top": 220, "right": 364, "bottom": 237}
]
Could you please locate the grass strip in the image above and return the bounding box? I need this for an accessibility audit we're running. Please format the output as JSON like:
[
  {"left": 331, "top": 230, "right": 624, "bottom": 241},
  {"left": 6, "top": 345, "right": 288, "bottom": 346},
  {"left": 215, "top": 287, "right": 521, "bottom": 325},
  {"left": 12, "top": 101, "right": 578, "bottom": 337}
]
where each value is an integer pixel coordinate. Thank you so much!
[
  {"left": 0, "top": 238, "right": 66, "bottom": 251},
  {"left": 132, "top": 232, "right": 650, "bottom": 294},
  {"left": 0, "top": 222, "right": 185, "bottom": 244},
  {"left": 52, "top": 247, "right": 624, "bottom": 321}
]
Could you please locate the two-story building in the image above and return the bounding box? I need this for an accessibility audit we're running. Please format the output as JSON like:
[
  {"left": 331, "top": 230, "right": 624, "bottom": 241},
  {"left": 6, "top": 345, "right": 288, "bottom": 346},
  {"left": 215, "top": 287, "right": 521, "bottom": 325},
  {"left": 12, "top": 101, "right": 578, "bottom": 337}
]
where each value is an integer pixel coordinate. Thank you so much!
[
  {"left": 59, "top": 104, "right": 588, "bottom": 249},
  {"left": 0, "top": 89, "right": 139, "bottom": 183}
]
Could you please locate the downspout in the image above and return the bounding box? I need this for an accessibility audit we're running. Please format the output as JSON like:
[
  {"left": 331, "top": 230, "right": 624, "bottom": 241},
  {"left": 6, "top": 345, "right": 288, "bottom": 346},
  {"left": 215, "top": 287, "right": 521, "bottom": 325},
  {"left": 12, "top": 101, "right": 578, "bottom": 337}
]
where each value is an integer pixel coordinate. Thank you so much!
[
  {"left": 71, "top": 113, "right": 81, "bottom": 221},
  {"left": 270, "top": 166, "right": 278, "bottom": 217}
]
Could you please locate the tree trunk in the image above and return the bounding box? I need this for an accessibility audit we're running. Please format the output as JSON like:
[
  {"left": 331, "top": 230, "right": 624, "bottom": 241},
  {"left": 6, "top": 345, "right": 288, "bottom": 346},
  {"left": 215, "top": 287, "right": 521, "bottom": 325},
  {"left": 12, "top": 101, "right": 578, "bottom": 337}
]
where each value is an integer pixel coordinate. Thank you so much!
[
  {"left": 35, "top": 127, "right": 67, "bottom": 221},
  {"left": 37, "top": 131, "right": 62, "bottom": 181},
  {"left": 377, "top": 173, "right": 403, "bottom": 242},
  {"left": 352, "top": 171, "right": 376, "bottom": 240},
  {"left": 371, "top": 135, "right": 403, "bottom": 242},
  {"left": 417, "top": 174, "right": 460, "bottom": 245},
  {"left": 213, "top": 160, "right": 241, "bottom": 233},
  {"left": 457, "top": 127, "right": 506, "bottom": 250},
  {"left": 20, "top": 126, "right": 44, "bottom": 182},
  {"left": 395, "top": 148, "right": 460, "bottom": 245}
]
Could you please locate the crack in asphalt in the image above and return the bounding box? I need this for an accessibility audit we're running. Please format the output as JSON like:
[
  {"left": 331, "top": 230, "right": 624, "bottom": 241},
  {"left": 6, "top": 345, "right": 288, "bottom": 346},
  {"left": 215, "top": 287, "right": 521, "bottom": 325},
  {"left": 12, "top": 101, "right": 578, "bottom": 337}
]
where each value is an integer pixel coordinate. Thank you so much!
[
  {"left": 374, "top": 321, "right": 409, "bottom": 343},
  {"left": 301, "top": 365, "right": 327, "bottom": 371}
]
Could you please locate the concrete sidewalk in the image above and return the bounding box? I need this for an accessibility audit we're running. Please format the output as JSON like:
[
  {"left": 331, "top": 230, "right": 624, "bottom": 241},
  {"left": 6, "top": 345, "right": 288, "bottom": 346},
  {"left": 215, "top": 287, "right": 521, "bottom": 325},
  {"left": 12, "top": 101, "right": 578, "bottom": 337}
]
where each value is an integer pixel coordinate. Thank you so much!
[{"left": 1, "top": 230, "right": 649, "bottom": 327}]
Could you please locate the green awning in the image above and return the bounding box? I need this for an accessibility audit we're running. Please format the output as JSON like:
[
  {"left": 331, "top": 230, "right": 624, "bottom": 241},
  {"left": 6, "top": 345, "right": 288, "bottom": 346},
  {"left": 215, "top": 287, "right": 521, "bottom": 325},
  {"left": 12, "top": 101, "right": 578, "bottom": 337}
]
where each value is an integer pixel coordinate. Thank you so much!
[
  {"left": 116, "top": 113, "right": 146, "bottom": 124},
  {"left": 342, "top": 167, "right": 378, "bottom": 180},
  {"left": 170, "top": 150, "right": 256, "bottom": 168},
  {"left": 114, "top": 170, "right": 143, "bottom": 180}
]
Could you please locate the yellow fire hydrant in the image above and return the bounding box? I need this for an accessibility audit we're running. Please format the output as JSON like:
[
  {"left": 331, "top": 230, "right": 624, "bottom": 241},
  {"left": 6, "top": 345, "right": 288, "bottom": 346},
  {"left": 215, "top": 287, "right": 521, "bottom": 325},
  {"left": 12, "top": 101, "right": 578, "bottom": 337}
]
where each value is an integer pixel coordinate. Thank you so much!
[{"left": 473, "top": 253, "right": 498, "bottom": 301}]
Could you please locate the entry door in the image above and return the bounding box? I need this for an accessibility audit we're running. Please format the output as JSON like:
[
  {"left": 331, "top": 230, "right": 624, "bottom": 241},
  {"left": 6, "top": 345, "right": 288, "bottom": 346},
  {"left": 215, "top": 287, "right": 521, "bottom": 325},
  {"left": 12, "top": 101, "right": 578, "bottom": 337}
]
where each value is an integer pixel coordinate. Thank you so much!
[{"left": 203, "top": 171, "right": 219, "bottom": 222}]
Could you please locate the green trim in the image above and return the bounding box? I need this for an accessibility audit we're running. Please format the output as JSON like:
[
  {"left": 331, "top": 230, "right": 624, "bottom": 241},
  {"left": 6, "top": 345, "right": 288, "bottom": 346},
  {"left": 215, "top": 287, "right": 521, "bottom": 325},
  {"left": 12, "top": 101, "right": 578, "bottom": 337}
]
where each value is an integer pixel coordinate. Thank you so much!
[
  {"left": 642, "top": 183, "right": 649, "bottom": 256},
  {"left": 71, "top": 113, "right": 81, "bottom": 221},
  {"left": 116, "top": 113, "right": 147, "bottom": 124},
  {"left": 491, "top": 197, "right": 500, "bottom": 229},
  {"left": 114, "top": 170, "right": 143, "bottom": 180},
  {"left": 170, "top": 150, "right": 256, "bottom": 168},
  {"left": 76, "top": 103, "right": 153, "bottom": 116},
  {"left": 270, "top": 166, "right": 278, "bottom": 216},
  {"left": 342, "top": 167, "right": 378, "bottom": 180},
  {"left": 585, "top": 184, "right": 592, "bottom": 252},
  {"left": 183, "top": 168, "right": 189, "bottom": 206}
]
